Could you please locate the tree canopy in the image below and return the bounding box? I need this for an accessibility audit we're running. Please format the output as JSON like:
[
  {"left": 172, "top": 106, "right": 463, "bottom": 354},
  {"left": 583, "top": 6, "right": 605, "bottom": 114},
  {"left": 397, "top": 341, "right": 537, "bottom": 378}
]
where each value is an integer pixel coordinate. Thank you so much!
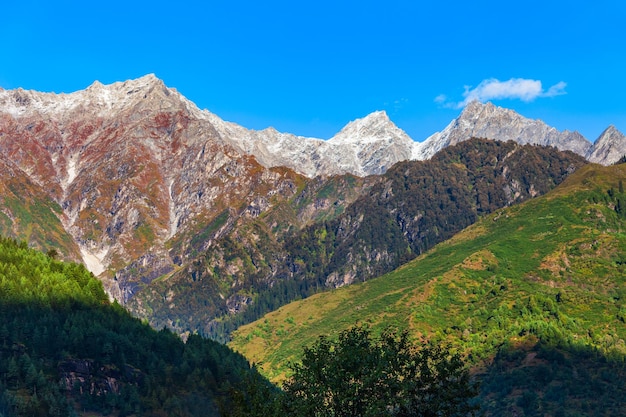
[
  {"left": 0, "top": 236, "right": 259, "bottom": 416},
  {"left": 227, "top": 325, "right": 480, "bottom": 417}
]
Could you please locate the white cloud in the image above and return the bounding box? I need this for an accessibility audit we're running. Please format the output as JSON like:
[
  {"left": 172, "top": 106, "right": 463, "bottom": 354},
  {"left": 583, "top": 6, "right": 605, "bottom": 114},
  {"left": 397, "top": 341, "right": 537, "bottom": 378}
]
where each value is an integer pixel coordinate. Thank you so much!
[
  {"left": 544, "top": 81, "right": 567, "bottom": 97},
  {"left": 437, "top": 78, "right": 567, "bottom": 109},
  {"left": 434, "top": 94, "right": 447, "bottom": 104}
]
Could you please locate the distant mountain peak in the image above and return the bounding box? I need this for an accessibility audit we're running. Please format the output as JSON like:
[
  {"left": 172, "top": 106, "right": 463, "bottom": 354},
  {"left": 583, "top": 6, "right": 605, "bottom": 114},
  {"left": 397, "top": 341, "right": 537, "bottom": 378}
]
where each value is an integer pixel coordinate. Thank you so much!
[
  {"left": 85, "top": 74, "right": 171, "bottom": 104},
  {"left": 329, "top": 110, "right": 406, "bottom": 145},
  {"left": 416, "top": 100, "right": 592, "bottom": 160},
  {"left": 459, "top": 101, "right": 519, "bottom": 121},
  {"left": 87, "top": 80, "right": 104, "bottom": 89},
  {"left": 2, "top": 74, "right": 624, "bottom": 180},
  {"left": 87, "top": 73, "right": 162, "bottom": 90},
  {"left": 460, "top": 99, "right": 488, "bottom": 113},
  {"left": 586, "top": 125, "right": 626, "bottom": 164},
  {"left": 600, "top": 124, "right": 620, "bottom": 136},
  {"left": 364, "top": 109, "right": 389, "bottom": 120}
]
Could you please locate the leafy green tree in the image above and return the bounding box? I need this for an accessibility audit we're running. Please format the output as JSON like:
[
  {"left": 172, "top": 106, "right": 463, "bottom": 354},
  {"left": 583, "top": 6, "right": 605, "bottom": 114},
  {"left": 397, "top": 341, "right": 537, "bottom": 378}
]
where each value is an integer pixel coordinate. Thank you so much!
[{"left": 282, "top": 326, "right": 480, "bottom": 417}]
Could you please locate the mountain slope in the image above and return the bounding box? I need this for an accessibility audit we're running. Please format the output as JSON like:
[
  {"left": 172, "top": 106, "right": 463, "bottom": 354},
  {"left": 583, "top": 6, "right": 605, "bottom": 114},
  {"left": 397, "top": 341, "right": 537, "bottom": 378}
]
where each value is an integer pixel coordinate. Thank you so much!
[
  {"left": 230, "top": 162, "right": 626, "bottom": 415},
  {"left": 1, "top": 75, "right": 623, "bottom": 346},
  {"left": 127, "top": 173, "right": 373, "bottom": 340},
  {"left": 127, "top": 139, "right": 587, "bottom": 342},
  {"left": 0, "top": 154, "right": 80, "bottom": 260},
  {"left": 0, "top": 75, "right": 309, "bottom": 300},
  {"left": 280, "top": 139, "right": 587, "bottom": 289},
  {"left": 0, "top": 77, "right": 621, "bottom": 284},
  {"left": 203, "top": 109, "right": 419, "bottom": 177}
]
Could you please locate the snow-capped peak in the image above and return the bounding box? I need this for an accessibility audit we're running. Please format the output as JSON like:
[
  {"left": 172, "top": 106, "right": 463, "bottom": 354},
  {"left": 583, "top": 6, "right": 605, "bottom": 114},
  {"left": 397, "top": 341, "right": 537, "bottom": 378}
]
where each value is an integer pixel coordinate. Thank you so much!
[
  {"left": 329, "top": 110, "right": 410, "bottom": 145},
  {"left": 3, "top": 74, "right": 624, "bottom": 183},
  {"left": 0, "top": 74, "right": 178, "bottom": 120}
]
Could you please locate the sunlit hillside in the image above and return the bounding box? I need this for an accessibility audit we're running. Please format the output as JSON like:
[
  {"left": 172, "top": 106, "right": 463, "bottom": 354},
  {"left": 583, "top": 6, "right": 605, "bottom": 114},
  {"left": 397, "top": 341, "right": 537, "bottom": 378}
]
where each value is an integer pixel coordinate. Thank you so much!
[{"left": 231, "top": 162, "right": 626, "bottom": 416}]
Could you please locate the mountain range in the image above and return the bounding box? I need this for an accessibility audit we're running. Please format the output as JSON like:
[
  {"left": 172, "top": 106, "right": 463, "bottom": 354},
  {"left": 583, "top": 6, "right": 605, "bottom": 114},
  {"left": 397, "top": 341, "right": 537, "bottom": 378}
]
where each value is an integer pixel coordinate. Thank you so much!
[
  {"left": 2, "top": 74, "right": 626, "bottom": 416},
  {"left": 2, "top": 74, "right": 623, "bottom": 181},
  {"left": 0, "top": 74, "right": 625, "bottom": 340}
]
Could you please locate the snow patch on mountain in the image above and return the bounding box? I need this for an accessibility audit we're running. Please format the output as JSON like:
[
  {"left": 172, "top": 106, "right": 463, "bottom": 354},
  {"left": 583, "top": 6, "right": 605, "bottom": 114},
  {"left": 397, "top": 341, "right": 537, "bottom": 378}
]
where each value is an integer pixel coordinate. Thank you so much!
[
  {"left": 168, "top": 179, "right": 179, "bottom": 239},
  {"left": 61, "top": 153, "right": 80, "bottom": 194},
  {"left": 80, "top": 245, "right": 109, "bottom": 276}
]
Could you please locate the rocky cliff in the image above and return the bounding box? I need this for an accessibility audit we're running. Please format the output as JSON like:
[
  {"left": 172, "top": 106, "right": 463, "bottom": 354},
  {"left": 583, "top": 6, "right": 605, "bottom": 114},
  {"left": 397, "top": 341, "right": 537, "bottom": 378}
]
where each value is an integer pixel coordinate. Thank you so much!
[
  {"left": 0, "top": 75, "right": 306, "bottom": 300},
  {"left": 586, "top": 125, "right": 626, "bottom": 165}
]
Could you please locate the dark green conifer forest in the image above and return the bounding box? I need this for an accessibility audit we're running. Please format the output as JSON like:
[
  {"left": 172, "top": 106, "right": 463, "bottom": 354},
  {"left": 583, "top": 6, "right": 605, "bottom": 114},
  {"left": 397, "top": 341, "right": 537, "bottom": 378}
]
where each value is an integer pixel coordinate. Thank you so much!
[{"left": 0, "top": 236, "right": 261, "bottom": 416}]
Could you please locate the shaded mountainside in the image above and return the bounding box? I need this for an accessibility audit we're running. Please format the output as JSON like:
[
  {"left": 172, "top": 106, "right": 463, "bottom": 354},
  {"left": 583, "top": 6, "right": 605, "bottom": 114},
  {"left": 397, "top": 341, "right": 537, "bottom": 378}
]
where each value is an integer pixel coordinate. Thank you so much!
[
  {"left": 128, "top": 139, "right": 587, "bottom": 341},
  {"left": 230, "top": 162, "right": 626, "bottom": 416},
  {"left": 0, "top": 236, "right": 265, "bottom": 417}
]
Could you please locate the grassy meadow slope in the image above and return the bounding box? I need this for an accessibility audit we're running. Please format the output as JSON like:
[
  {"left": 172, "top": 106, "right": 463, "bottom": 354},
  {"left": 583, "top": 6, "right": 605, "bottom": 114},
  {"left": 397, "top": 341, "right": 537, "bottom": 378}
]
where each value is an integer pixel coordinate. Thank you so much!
[{"left": 230, "top": 162, "right": 626, "bottom": 415}]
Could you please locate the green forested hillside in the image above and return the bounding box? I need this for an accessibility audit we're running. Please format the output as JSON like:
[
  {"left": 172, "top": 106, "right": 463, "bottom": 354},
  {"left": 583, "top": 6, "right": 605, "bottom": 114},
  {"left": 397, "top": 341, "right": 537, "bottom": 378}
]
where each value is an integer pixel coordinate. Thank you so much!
[
  {"left": 230, "top": 162, "right": 626, "bottom": 416},
  {"left": 0, "top": 237, "right": 263, "bottom": 417}
]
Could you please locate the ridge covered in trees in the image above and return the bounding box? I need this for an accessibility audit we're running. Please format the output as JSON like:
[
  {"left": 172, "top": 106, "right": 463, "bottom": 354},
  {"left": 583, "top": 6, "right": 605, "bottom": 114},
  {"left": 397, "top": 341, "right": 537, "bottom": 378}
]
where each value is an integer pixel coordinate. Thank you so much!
[{"left": 0, "top": 236, "right": 261, "bottom": 416}]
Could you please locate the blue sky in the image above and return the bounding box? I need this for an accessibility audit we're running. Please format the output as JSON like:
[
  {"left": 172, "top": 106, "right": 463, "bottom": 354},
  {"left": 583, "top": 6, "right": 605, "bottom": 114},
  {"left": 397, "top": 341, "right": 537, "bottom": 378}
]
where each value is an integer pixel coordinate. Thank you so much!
[{"left": 1, "top": 0, "right": 625, "bottom": 142}]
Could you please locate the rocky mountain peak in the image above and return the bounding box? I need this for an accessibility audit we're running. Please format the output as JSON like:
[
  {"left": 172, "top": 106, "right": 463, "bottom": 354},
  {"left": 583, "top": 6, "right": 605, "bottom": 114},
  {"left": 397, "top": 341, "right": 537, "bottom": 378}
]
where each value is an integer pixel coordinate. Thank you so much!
[
  {"left": 0, "top": 75, "right": 304, "bottom": 284},
  {"left": 0, "top": 74, "right": 179, "bottom": 122},
  {"left": 79, "top": 73, "right": 186, "bottom": 117},
  {"left": 417, "top": 101, "right": 593, "bottom": 160},
  {"left": 329, "top": 110, "right": 410, "bottom": 145},
  {"left": 458, "top": 100, "right": 491, "bottom": 118},
  {"left": 86, "top": 73, "right": 163, "bottom": 93},
  {"left": 599, "top": 125, "right": 621, "bottom": 137},
  {"left": 586, "top": 125, "right": 626, "bottom": 165},
  {"left": 330, "top": 110, "right": 392, "bottom": 143}
]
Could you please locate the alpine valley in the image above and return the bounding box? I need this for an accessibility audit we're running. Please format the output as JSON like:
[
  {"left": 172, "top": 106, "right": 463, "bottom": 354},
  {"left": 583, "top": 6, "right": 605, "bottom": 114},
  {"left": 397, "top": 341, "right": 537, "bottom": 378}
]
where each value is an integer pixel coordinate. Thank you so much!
[
  {"left": 2, "top": 74, "right": 626, "bottom": 415},
  {"left": 1, "top": 75, "right": 625, "bottom": 340}
]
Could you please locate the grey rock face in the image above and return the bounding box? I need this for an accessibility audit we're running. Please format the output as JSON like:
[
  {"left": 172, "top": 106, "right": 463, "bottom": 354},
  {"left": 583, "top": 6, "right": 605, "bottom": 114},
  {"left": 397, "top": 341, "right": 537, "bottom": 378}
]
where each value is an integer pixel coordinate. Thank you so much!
[
  {"left": 587, "top": 125, "right": 626, "bottom": 165},
  {"left": 417, "top": 101, "right": 593, "bottom": 160},
  {"left": 209, "top": 110, "right": 418, "bottom": 177}
]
